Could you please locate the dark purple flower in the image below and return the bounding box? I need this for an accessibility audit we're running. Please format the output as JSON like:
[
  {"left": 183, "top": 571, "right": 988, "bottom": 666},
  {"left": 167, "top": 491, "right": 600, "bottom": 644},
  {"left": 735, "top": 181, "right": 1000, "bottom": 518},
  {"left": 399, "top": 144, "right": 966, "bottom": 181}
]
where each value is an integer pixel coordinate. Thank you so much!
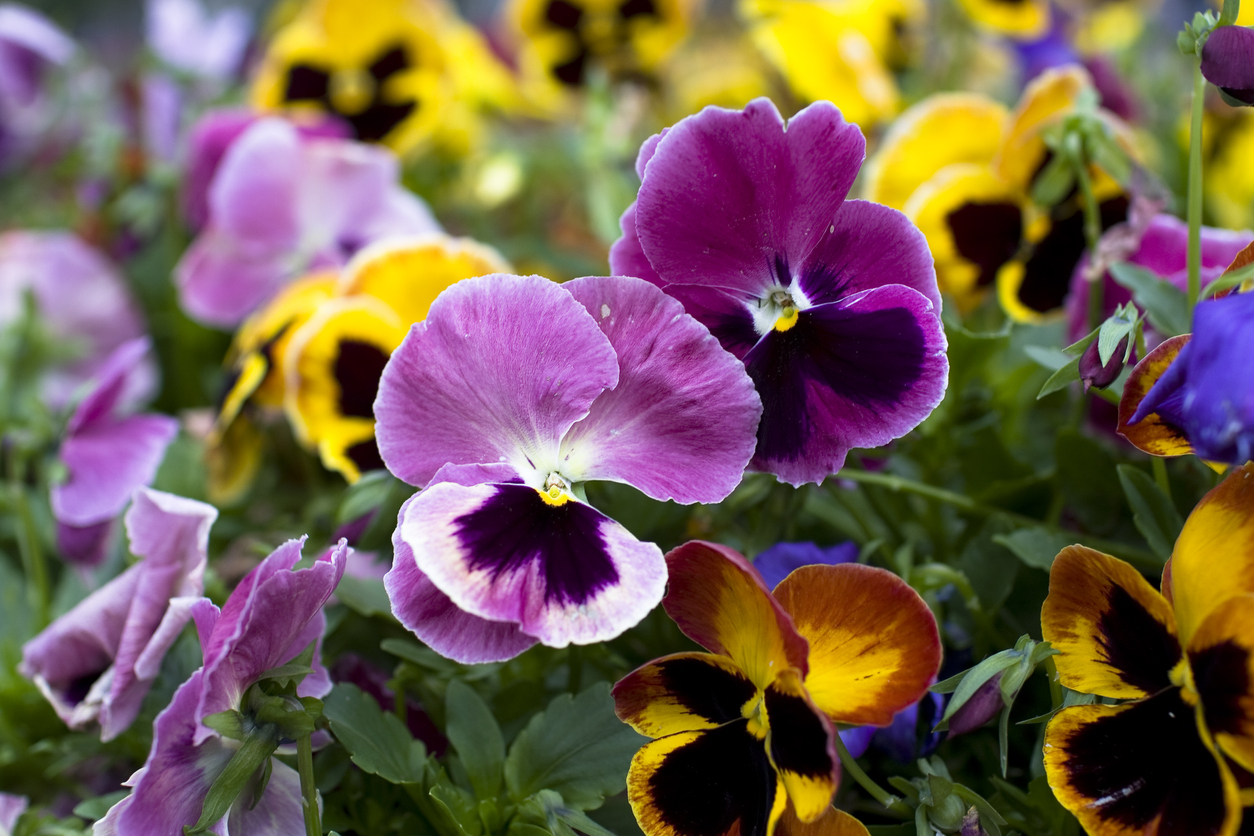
[
  {"left": 375, "top": 273, "right": 762, "bottom": 662},
  {"left": 95, "top": 538, "right": 347, "bottom": 835},
  {"left": 1078, "top": 334, "right": 1129, "bottom": 390},
  {"left": 1130, "top": 291, "right": 1254, "bottom": 464},
  {"left": 1201, "top": 24, "right": 1254, "bottom": 106},
  {"left": 21, "top": 489, "right": 216, "bottom": 740},
  {"left": 51, "top": 338, "right": 179, "bottom": 566},
  {"left": 753, "top": 540, "right": 856, "bottom": 591},
  {"left": 946, "top": 673, "right": 1005, "bottom": 737},
  {"left": 175, "top": 117, "right": 437, "bottom": 327},
  {"left": 0, "top": 793, "right": 27, "bottom": 836},
  {"left": 610, "top": 98, "right": 948, "bottom": 486}
]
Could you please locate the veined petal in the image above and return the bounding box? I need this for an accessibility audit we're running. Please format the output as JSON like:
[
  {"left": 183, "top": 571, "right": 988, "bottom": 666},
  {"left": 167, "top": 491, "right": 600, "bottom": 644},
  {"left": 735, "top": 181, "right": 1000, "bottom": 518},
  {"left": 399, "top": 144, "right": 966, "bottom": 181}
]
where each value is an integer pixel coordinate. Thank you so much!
[
  {"left": 772, "top": 564, "right": 940, "bottom": 726},
  {"left": 608, "top": 203, "right": 665, "bottom": 288},
  {"left": 1043, "top": 691, "right": 1242, "bottom": 836},
  {"left": 775, "top": 807, "right": 870, "bottom": 836},
  {"left": 398, "top": 481, "right": 666, "bottom": 649},
  {"left": 636, "top": 98, "right": 865, "bottom": 293},
  {"left": 1042, "top": 546, "right": 1180, "bottom": 699},
  {"left": 374, "top": 273, "right": 619, "bottom": 488},
  {"left": 560, "top": 276, "right": 761, "bottom": 504},
  {"left": 1170, "top": 464, "right": 1254, "bottom": 644},
  {"left": 1118, "top": 335, "right": 1194, "bottom": 457},
  {"left": 661, "top": 284, "right": 762, "bottom": 361},
  {"left": 763, "top": 668, "right": 838, "bottom": 822},
  {"left": 627, "top": 721, "right": 786, "bottom": 836},
  {"left": 662, "top": 541, "right": 809, "bottom": 688},
  {"left": 614, "top": 652, "right": 758, "bottom": 739},
  {"left": 1189, "top": 594, "right": 1254, "bottom": 774},
  {"left": 744, "top": 285, "right": 947, "bottom": 486}
]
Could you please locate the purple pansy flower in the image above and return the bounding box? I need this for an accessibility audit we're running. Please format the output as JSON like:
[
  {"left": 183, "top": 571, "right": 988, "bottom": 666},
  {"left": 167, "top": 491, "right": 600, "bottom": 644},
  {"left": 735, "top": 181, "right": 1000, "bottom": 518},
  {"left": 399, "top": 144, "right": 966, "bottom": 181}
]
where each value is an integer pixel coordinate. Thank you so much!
[
  {"left": 96, "top": 538, "right": 347, "bottom": 835},
  {"left": 1130, "top": 291, "right": 1254, "bottom": 464},
  {"left": 146, "top": 0, "right": 250, "bottom": 82},
  {"left": 1201, "top": 24, "right": 1254, "bottom": 106},
  {"left": 839, "top": 692, "right": 944, "bottom": 761},
  {"left": 752, "top": 539, "right": 857, "bottom": 590},
  {"left": 52, "top": 338, "right": 179, "bottom": 566},
  {"left": 610, "top": 98, "right": 948, "bottom": 486},
  {"left": 0, "top": 793, "right": 27, "bottom": 836},
  {"left": 175, "top": 117, "right": 438, "bottom": 327},
  {"left": 0, "top": 4, "right": 72, "bottom": 164},
  {"left": 375, "top": 273, "right": 762, "bottom": 663},
  {"left": 21, "top": 488, "right": 216, "bottom": 740}
]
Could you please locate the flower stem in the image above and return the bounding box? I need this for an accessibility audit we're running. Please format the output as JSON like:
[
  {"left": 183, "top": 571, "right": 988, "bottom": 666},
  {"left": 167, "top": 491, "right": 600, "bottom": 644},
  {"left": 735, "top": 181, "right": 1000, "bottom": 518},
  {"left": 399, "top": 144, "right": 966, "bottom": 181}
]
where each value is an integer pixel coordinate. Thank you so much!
[
  {"left": 297, "top": 734, "right": 321, "bottom": 836},
  {"left": 1152, "top": 457, "right": 1172, "bottom": 500},
  {"left": 832, "top": 730, "right": 913, "bottom": 819},
  {"left": 10, "top": 480, "right": 48, "bottom": 628},
  {"left": 1187, "top": 56, "right": 1206, "bottom": 313},
  {"left": 1076, "top": 165, "right": 1105, "bottom": 334}
]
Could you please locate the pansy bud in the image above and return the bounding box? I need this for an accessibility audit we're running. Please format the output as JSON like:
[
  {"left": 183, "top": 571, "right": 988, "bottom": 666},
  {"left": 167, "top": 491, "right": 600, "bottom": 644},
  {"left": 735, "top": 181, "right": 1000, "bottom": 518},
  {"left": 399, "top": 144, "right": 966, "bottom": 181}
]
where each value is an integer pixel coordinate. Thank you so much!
[
  {"left": 1079, "top": 334, "right": 1129, "bottom": 390},
  {"left": 1201, "top": 25, "right": 1254, "bottom": 106},
  {"left": 946, "top": 673, "right": 1006, "bottom": 737}
]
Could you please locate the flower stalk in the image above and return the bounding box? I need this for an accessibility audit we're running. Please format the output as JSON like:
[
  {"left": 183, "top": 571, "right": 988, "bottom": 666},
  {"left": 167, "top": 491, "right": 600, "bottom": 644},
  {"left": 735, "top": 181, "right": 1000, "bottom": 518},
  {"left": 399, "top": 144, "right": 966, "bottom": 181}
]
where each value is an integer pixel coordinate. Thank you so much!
[
  {"left": 832, "top": 729, "right": 913, "bottom": 819},
  {"left": 297, "top": 732, "right": 321, "bottom": 836},
  {"left": 1187, "top": 56, "right": 1206, "bottom": 312}
]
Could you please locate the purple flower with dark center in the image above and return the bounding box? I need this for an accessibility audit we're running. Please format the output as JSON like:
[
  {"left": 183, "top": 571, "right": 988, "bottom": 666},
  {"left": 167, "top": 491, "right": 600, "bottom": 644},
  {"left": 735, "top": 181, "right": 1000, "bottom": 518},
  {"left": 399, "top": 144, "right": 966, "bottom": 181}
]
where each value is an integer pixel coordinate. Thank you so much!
[
  {"left": 21, "top": 488, "right": 216, "bottom": 740},
  {"left": 1130, "top": 291, "right": 1254, "bottom": 465},
  {"left": 610, "top": 98, "right": 948, "bottom": 486},
  {"left": 95, "top": 538, "right": 347, "bottom": 835},
  {"left": 375, "top": 273, "right": 762, "bottom": 663},
  {"left": 752, "top": 539, "right": 857, "bottom": 590},
  {"left": 1201, "top": 24, "right": 1254, "bottom": 106},
  {"left": 175, "top": 117, "right": 438, "bottom": 327}
]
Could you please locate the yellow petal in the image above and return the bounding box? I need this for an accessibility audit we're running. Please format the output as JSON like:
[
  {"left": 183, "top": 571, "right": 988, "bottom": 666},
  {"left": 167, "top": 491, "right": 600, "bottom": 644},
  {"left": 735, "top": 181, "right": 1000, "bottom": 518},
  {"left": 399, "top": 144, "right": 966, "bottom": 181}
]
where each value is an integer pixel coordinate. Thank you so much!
[
  {"left": 763, "top": 668, "right": 837, "bottom": 822},
  {"left": 1116, "top": 335, "right": 1195, "bottom": 458},
  {"left": 954, "top": 0, "right": 1050, "bottom": 39},
  {"left": 613, "top": 652, "right": 758, "bottom": 740},
  {"left": 1188, "top": 594, "right": 1254, "bottom": 775},
  {"left": 994, "top": 65, "right": 1089, "bottom": 192},
  {"left": 775, "top": 807, "right": 870, "bottom": 836}
]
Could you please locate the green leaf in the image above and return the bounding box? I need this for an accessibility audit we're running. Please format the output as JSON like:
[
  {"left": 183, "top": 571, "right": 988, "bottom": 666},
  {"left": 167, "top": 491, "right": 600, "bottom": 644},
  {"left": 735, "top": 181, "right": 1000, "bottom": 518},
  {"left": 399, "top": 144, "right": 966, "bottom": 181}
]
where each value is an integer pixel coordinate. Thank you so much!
[
  {"left": 1056, "top": 429, "right": 1123, "bottom": 534},
  {"left": 334, "top": 575, "right": 396, "bottom": 620},
  {"left": 1109, "top": 262, "right": 1191, "bottom": 337},
  {"left": 993, "top": 528, "right": 1076, "bottom": 571},
  {"left": 1097, "top": 305, "right": 1138, "bottom": 366},
  {"left": 1201, "top": 258, "right": 1254, "bottom": 299},
  {"left": 1117, "top": 465, "right": 1183, "bottom": 561},
  {"left": 185, "top": 724, "right": 280, "bottom": 834},
  {"left": 1030, "top": 151, "right": 1076, "bottom": 207},
  {"left": 1036, "top": 356, "right": 1083, "bottom": 398},
  {"left": 505, "top": 684, "right": 645, "bottom": 810},
  {"left": 445, "top": 680, "right": 506, "bottom": 801},
  {"left": 336, "top": 469, "right": 398, "bottom": 526},
  {"left": 73, "top": 791, "right": 129, "bottom": 821},
  {"left": 934, "top": 649, "right": 1018, "bottom": 730},
  {"left": 429, "top": 781, "right": 482, "bottom": 836},
  {"left": 323, "top": 683, "right": 428, "bottom": 783},
  {"left": 356, "top": 476, "right": 417, "bottom": 552}
]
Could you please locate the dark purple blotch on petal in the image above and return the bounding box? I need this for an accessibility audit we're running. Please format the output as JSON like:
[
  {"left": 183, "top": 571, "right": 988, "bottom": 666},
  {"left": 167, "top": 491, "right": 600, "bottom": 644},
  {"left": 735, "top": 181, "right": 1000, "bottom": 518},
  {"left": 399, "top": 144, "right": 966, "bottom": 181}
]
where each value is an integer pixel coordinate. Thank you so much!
[
  {"left": 335, "top": 339, "right": 390, "bottom": 418},
  {"left": 1202, "top": 25, "right": 1254, "bottom": 107},
  {"left": 456, "top": 484, "right": 619, "bottom": 607},
  {"left": 1190, "top": 638, "right": 1251, "bottom": 738}
]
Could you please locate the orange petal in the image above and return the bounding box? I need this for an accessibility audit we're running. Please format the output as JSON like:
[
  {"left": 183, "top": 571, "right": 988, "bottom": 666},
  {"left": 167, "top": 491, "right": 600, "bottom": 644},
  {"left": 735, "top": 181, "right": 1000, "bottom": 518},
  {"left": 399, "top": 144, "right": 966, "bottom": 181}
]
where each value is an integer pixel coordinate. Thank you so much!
[
  {"left": 613, "top": 652, "right": 757, "bottom": 740},
  {"left": 1042, "top": 546, "right": 1180, "bottom": 699},
  {"left": 663, "top": 541, "right": 809, "bottom": 689},
  {"left": 763, "top": 668, "right": 838, "bottom": 822},
  {"left": 1117, "top": 335, "right": 1194, "bottom": 458},
  {"left": 775, "top": 806, "right": 870, "bottom": 836},
  {"left": 772, "top": 563, "right": 940, "bottom": 726},
  {"left": 1171, "top": 463, "right": 1254, "bottom": 644},
  {"left": 1188, "top": 594, "right": 1254, "bottom": 774}
]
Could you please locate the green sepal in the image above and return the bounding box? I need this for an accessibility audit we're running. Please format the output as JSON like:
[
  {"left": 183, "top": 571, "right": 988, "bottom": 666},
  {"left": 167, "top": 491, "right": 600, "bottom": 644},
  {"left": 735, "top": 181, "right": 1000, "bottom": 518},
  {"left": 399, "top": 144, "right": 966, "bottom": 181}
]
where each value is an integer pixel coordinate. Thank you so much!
[
  {"left": 1096, "top": 303, "right": 1139, "bottom": 366},
  {"left": 1220, "top": 0, "right": 1241, "bottom": 26},
  {"left": 183, "top": 723, "right": 280, "bottom": 835},
  {"left": 202, "top": 709, "right": 247, "bottom": 742},
  {"left": 1201, "top": 258, "right": 1254, "bottom": 298},
  {"left": 932, "top": 650, "right": 1018, "bottom": 732}
]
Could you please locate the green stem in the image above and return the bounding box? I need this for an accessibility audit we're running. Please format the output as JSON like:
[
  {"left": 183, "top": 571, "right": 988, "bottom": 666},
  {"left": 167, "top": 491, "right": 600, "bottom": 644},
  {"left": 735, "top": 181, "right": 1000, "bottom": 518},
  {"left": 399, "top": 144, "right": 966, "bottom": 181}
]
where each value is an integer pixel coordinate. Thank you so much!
[
  {"left": 1043, "top": 656, "right": 1064, "bottom": 710},
  {"left": 10, "top": 480, "right": 48, "bottom": 628},
  {"left": 1152, "top": 457, "right": 1172, "bottom": 501},
  {"left": 1187, "top": 56, "right": 1206, "bottom": 314},
  {"left": 1076, "top": 165, "right": 1105, "bottom": 334},
  {"left": 297, "top": 734, "right": 321, "bottom": 836},
  {"left": 832, "top": 728, "right": 913, "bottom": 819}
]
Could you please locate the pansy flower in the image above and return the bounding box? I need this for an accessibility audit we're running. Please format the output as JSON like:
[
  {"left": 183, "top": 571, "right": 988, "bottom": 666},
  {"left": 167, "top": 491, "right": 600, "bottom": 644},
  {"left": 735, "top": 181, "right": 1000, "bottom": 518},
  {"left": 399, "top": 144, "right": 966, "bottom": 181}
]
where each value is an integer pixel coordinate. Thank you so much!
[
  {"left": 1202, "top": 23, "right": 1254, "bottom": 107},
  {"left": 375, "top": 273, "right": 762, "bottom": 662},
  {"left": 0, "top": 4, "right": 73, "bottom": 166},
  {"left": 1041, "top": 464, "right": 1254, "bottom": 835},
  {"left": 954, "top": 0, "right": 1049, "bottom": 39},
  {"left": 612, "top": 540, "right": 940, "bottom": 836},
  {"left": 610, "top": 97, "right": 947, "bottom": 485}
]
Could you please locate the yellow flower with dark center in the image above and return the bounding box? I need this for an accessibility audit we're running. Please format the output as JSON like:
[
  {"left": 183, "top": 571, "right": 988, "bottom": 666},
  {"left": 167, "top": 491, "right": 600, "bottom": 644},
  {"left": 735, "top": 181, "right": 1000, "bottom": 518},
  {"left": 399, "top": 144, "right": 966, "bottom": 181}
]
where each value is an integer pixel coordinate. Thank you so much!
[
  {"left": 954, "top": 0, "right": 1050, "bottom": 39},
  {"left": 1041, "top": 464, "right": 1254, "bottom": 836}
]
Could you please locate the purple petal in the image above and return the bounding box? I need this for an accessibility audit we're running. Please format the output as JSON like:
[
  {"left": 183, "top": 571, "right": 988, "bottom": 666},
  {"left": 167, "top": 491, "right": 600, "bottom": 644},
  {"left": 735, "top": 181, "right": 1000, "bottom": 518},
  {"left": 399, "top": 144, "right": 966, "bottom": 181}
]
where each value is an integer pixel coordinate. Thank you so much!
[
  {"left": 607, "top": 202, "right": 664, "bottom": 288},
  {"left": 52, "top": 413, "right": 179, "bottom": 526},
  {"left": 141, "top": 74, "right": 182, "bottom": 164},
  {"left": 947, "top": 674, "right": 1004, "bottom": 737},
  {"left": 559, "top": 275, "right": 761, "bottom": 504},
  {"left": 174, "top": 230, "right": 292, "bottom": 327},
  {"left": 661, "top": 283, "right": 762, "bottom": 360},
  {"left": 754, "top": 540, "right": 857, "bottom": 590},
  {"left": 206, "top": 118, "right": 302, "bottom": 251},
  {"left": 225, "top": 758, "right": 306, "bottom": 836},
  {"left": 386, "top": 507, "right": 538, "bottom": 664},
  {"left": 147, "top": 0, "right": 251, "bottom": 81},
  {"left": 1202, "top": 25, "right": 1254, "bottom": 105},
  {"left": 634, "top": 128, "right": 667, "bottom": 180},
  {"left": 396, "top": 481, "right": 666, "bottom": 650},
  {"left": 65, "top": 338, "right": 151, "bottom": 433},
  {"left": 0, "top": 5, "right": 72, "bottom": 106},
  {"left": 635, "top": 98, "right": 865, "bottom": 293},
  {"left": 375, "top": 274, "right": 619, "bottom": 488},
  {"left": 745, "top": 285, "right": 948, "bottom": 485},
  {"left": 56, "top": 519, "right": 114, "bottom": 567},
  {"left": 797, "top": 200, "right": 941, "bottom": 311},
  {"left": 0, "top": 793, "right": 27, "bottom": 836},
  {"left": 838, "top": 726, "right": 874, "bottom": 759}
]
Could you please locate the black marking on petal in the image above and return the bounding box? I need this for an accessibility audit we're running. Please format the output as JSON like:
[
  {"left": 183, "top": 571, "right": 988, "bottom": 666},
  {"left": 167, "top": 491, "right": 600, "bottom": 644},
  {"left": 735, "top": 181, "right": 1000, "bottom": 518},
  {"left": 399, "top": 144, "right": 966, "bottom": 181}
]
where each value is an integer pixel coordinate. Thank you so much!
[
  {"left": 1062, "top": 689, "right": 1230, "bottom": 836},
  {"left": 348, "top": 101, "right": 418, "bottom": 143},
  {"left": 1096, "top": 583, "right": 1181, "bottom": 694},
  {"left": 1017, "top": 196, "right": 1127, "bottom": 313},
  {"left": 649, "top": 720, "right": 777, "bottom": 836},
  {"left": 1192, "top": 639, "right": 1251, "bottom": 737},
  {"left": 455, "top": 484, "right": 619, "bottom": 606},
  {"left": 552, "top": 48, "right": 589, "bottom": 86},
  {"left": 346, "top": 439, "right": 385, "bottom": 475},
  {"left": 772, "top": 253, "right": 791, "bottom": 289},
  {"left": 657, "top": 656, "right": 757, "bottom": 726},
  {"left": 283, "top": 45, "right": 418, "bottom": 143},
  {"left": 284, "top": 64, "right": 330, "bottom": 102},
  {"left": 546, "top": 0, "right": 584, "bottom": 29},
  {"left": 946, "top": 201, "right": 1023, "bottom": 288},
  {"left": 334, "top": 340, "right": 391, "bottom": 419},
  {"left": 618, "top": 0, "right": 657, "bottom": 19},
  {"left": 744, "top": 303, "right": 926, "bottom": 463},
  {"left": 369, "top": 44, "right": 410, "bottom": 82},
  {"left": 763, "top": 683, "right": 832, "bottom": 779}
]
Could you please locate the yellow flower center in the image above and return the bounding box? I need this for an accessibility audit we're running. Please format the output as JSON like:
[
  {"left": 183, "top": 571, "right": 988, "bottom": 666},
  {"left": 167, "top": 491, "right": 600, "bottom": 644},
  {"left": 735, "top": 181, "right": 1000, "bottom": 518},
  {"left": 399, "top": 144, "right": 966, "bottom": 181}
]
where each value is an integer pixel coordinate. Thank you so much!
[
  {"left": 538, "top": 472, "right": 573, "bottom": 506},
  {"left": 329, "top": 68, "right": 377, "bottom": 115},
  {"left": 741, "top": 690, "right": 769, "bottom": 739},
  {"left": 774, "top": 307, "right": 799, "bottom": 331},
  {"left": 1169, "top": 657, "right": 1200, "bottom": 707}
]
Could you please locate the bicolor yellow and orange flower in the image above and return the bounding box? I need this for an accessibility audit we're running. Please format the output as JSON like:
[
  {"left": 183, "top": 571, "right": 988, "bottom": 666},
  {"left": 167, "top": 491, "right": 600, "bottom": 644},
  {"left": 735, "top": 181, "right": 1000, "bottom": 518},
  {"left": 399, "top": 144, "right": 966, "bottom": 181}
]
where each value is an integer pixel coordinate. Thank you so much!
[
  {"left": 1041, "top": 464, "right": 1254, "bottom": 835},
  {"left": 612, "top": 541, "right": 941, "bottom": 836},
  {"left": 864, "top": 65, "right": 1133, "bottom": 319}
]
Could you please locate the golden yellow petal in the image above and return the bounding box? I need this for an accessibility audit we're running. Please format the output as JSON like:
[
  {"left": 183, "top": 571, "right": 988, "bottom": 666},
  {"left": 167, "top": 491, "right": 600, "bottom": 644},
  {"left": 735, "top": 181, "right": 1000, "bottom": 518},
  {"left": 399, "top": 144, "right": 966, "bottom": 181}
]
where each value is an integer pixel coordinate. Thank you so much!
[{"left": 955, "top": 0, "right": 1050, "bottom": 39}]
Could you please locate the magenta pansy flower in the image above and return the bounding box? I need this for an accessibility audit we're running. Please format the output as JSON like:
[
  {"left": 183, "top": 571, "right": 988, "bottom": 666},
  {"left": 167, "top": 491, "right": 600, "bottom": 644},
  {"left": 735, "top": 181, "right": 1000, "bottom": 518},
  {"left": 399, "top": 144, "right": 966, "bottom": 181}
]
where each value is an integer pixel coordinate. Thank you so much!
[
  {"left": 96, "top": 537, "right": 347, "bottom": 836},
  {"left": 375, "top": 273, "right": 762, "bottom": 663},
  {"left": 175, "top": 117, "right": 438, "bottom": 327},
  {"left": 21, "top": 488, "right": 216, "bottom": 740},
  {"left": 611, "top": 98, "right": 949, "bottom": 486}
]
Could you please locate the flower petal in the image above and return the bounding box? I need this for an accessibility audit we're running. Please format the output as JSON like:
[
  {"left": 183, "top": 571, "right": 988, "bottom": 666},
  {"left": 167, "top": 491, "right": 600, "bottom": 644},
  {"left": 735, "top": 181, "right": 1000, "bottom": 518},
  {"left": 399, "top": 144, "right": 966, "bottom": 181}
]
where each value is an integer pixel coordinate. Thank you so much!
[
  {"left": 1189, "top": 594, "right": 1254, "bottom": 774},
  {"left": 636, "top": 98, "right": 865, "bottom": 294},
  {"left": 1170, "top": 464, "right": 1254, "bottom": 644},
  {"left": 763, "top": 668, "right": 838, "bottom": 822},
  {"left": 1201, "top": 25, "right": 1254, "bottom": 106},
  {"left": 775, "top": 807, "right": 870, "bottom": 836},
  {"left": 206, "top": 118, "right": 302, "bottom": 253},
  {"left": 627, "top": 721, "right": 786, "bottom": 836},
  {"left": 608, "top": 202, "right": 665, "bottom": 288},
  {"left": 773, "top": 563, "right": 940, "bottom": 726},
  {"left": 52, "top": 413, "right": 179, "bottom": 527},
  {"left": 398, "top": 481, "right": 666, "bottom": 649},
  {"left": 744, "top": 285, "right": 947, "bottom": 486},
  {"left": 560, "top": 275, "right": 762, "bottom": 504},
  {"left": 663, "top": 541, "right": 809, "bottom": 688},
  {"left": 1043, "top": 690, "right": 1242, "bottom": 836},
  {"left": 225, "top": 758, "right": 307, "bottom": 836},
  {"left": 660, "top": 284, "right": 762, "bottom": 361},
  {"left": 374, "top": 273, "right": 619, "bottom": 488},
  {"left": 614, "top": 652, "right": 758, "bottom": 739},
  {"left": 1042, "top": 546, "right": 1180, "bottom": 699},
  {"left": 753, "top": 541, "right": 857, "bottom": 592},
  {"left": 174, "top": 231, "right": 292, "bottom": 327},
  {"left": 1118, "top": 335, "right": 1194, "bottom": 457},
  {"left": 385, "top": 514, "right": 538, "bottom": 664}
]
